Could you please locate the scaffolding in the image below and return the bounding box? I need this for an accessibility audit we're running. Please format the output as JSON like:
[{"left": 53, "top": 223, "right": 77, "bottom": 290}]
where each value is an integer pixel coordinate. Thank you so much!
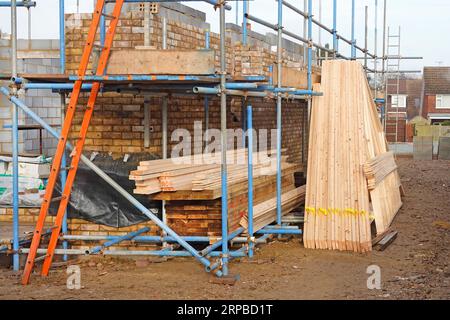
[{"left": 0, "top": 0, "right": 411, "bottom": 282}]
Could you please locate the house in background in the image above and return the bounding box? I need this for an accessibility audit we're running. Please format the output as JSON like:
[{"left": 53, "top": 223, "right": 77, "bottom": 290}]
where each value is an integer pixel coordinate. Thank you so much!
[
  {"left": 422, "top": 67, "right": 450, "bottom": 124},
  {"left": 385, "top": 77, "right": 423, "bottom": 142}
]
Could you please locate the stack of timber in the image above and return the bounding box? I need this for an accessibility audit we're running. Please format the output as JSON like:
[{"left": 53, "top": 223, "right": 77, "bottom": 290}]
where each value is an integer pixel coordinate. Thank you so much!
[
  {"left": 240, "top": 186, "right": 306, "bottom": 232},
  {"left": 131, "top": 149, "right": 286, "bottom": 195},
  {"left": 363, "top": 151, "right": 398, "bottom": 190},
  {"left": 129, "top": 150, "right": 304, "bottom": 236},
  {"left": 304, "top": 60, "right": 403, "bottom": 253},
  {"left": 363, "top": 152, "right": 403, "bottom": 234}
]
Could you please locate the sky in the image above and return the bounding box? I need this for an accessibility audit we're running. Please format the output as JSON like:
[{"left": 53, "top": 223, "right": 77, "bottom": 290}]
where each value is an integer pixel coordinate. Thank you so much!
[{"left": 0, "top": 0, "right": 449, "bottom": 72}]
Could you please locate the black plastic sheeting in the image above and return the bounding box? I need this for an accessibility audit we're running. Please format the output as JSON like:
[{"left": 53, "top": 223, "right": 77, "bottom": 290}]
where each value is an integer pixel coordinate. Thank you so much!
[{"left": 50, "top": 153, "right": 161, "bottom": 228}]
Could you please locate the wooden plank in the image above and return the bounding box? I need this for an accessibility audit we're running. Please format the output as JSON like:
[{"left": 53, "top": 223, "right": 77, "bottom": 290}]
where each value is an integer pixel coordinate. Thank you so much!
[
  {"left": 304, "top": 60, "right": 403, "bottom": 252},
  {"left": 107, "top": 49, "right": 215, "bottom": 75},
  {"left": 374, "top": 230, "right": 398, "bottom": 251},
  {"left": 273, "top": 65, "right": 321, "bottom": 89},
  {"left": 240, "top": 186, "right": 306, "bottom": 231},
  {"left": 363, "top": 152, "right": 398, "bottom": 190}
]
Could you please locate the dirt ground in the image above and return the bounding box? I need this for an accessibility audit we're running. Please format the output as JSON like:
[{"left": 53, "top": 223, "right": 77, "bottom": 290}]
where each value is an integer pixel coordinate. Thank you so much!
[{"left": 0, "top": 158, "right": 449, "bottom": 300}]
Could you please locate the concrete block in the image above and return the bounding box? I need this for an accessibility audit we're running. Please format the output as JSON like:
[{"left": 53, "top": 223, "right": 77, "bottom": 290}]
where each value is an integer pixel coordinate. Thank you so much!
[
  {"left": 0, "top": 47, "right": 11, "bottom": 59},
  {"left": 37, "top": 107, "right": 48, "bottom": 118},
  {"left": 42, "top": 58, "right": 52, "bottom": 66},
  {"left": 413, "top": 136, "right": 433, "bottom": 160},
  {"left": 29, "top": 39, "right": 53, "bottom": 50},
  {"left": 24, "top": 140, "right": 33, "bottom": 152},
  {"left": 0, "top": 106, "right": 11, "bottom": 119},
  {"left": 0, "top": 131, "right": 10, "bottom": 143},
  {"left": 48, "top": 107, "right": 59, "bottom": 118},
  {"left": 0, "top": 60, "right": 11, "bottom": 72},
  {"left": 43, "top": 97, "right": 53, "bottom": 107},
  {"left": 51, "top": 97, "right": 61, "bottom": 107},
  {"left": 47, "top": 117, "right": 59, "bottom": 125},
  {"left": 28, "top": 130, "right": 38, "bottom": 140},
  {"left": 1, "top": 142, "right": 12, "bottom": 153},
  {"left": 51, "top": 59, "right": 60, "bottom": 68},
  {"left": 37, "top": 89, "right": 49, "bottom": 97},
  {"left": 23, "top": 97, "right": 32, "bottom": 107},
  {"left": 37, "top": 65, "right": 48, "bottom": 74},
  {"left": 31, "top": 97, "right": 43, "bottom": 108},
  {"left": 32, "top": 139, "right": 41, "bottom": 152},
  {"left": 438, "top": 137, "right": 450, "bottom": 160},
  {"left": 26, "top": 89, "right": 38, "bottom": 97},
  {"left": 24, "top": 64, "right": 38, "bottom": 73},
  {"left": 0, "top": 39, "right": 10, "bottom": 47}
]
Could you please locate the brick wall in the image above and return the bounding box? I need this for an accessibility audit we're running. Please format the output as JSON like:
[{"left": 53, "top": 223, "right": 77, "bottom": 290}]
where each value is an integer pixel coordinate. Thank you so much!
[
  {"left": 0, "top": 208, "right": 160, "bottom": 251},
  {"left": 0, "top": 4, "right": 309, "bottom": 246},
  {"left": 65, "top": 11, "right": 232, "bottom": 75},
  {"left": 0, "top": 4, "right": 310, "bottom": 252},
  {"left": 386, "top": 79, "right": 423, "bottom": 121},
  {"left": 423, "top": 95, "right": 450, "bottom": 117},
  {"left": 68, "top": 94, "right": 307, "bottom": 164},
  {"left": 386, "top": 119, "right": 406, "bottom": 143},
  {"left": 64, "top": 4, "right": 309, "bottom": 164}
]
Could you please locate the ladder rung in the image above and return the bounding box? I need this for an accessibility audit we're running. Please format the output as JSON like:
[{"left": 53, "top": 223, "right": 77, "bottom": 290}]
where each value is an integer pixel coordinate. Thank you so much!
[
  {"left": 50, "top": 196, "right": 66, "bottom": 203},
  {"left": 34, "top": 254, "right": 49, "bottom": 263},
  {"left": 101, "top": 12, "right": 117, "bottom": 20}
]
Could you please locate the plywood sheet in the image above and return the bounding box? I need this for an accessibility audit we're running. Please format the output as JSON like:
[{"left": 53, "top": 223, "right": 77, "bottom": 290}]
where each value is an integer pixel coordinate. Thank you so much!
[
  {"left": 273, "top": 65, "right": 321, "bottom": 89},
  {"left": 107, "top": 49, "right": 215, "bottom": 75}
]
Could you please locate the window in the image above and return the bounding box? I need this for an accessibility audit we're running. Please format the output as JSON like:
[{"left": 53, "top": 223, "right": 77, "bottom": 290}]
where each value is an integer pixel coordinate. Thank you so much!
[
  {"left": 436, "top": 95, "right": 450, "bottom": 109},
  {"left": 391, "top": 94, "right": 407, "bottom": 108}
]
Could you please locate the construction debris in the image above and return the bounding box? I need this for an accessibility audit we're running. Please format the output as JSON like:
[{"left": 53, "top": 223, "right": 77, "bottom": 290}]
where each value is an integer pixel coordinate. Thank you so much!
[{"left": 374, "top": 230, "right": 399, "bottom": 251}]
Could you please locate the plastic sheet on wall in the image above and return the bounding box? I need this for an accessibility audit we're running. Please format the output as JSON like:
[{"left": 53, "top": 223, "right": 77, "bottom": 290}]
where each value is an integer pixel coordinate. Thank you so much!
[{"left": 51, "top": 152, "right": 161, "bottom": 228}]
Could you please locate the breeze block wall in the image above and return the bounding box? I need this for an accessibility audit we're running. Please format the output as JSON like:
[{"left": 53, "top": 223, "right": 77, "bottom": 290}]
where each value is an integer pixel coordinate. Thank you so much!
[{"left": 0, "top": 36, "right": 61, "bottom": 156}]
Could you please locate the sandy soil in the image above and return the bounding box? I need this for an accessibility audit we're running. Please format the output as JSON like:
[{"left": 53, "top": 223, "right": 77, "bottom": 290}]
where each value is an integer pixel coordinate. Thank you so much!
[{"left": 0, "top": 158, "right": 449, "bottom": 300}]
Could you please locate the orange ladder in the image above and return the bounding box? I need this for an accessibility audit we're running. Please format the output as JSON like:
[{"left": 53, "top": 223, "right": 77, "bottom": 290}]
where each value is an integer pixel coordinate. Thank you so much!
[{"left": 22, "top": 0, "right": 125, "bottom": 285}]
